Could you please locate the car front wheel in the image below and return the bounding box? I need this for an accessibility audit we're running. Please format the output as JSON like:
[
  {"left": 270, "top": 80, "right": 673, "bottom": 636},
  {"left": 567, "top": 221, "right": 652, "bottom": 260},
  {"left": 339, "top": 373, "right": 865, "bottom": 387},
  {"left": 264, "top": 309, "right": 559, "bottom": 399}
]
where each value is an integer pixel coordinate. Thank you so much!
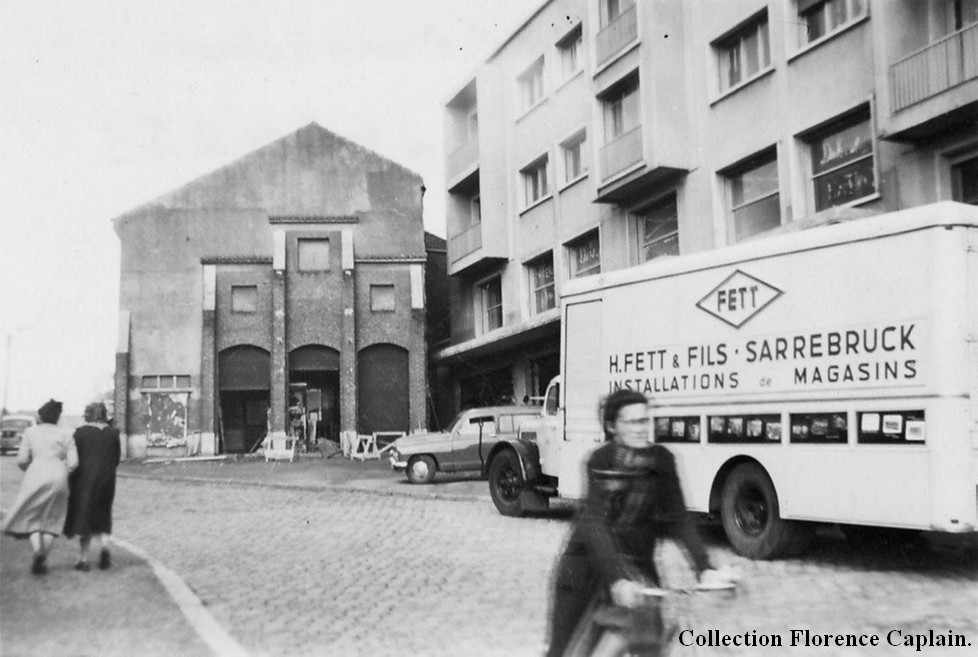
[{"left": 406, "top": 455, "right": 436, "bottom": 484}]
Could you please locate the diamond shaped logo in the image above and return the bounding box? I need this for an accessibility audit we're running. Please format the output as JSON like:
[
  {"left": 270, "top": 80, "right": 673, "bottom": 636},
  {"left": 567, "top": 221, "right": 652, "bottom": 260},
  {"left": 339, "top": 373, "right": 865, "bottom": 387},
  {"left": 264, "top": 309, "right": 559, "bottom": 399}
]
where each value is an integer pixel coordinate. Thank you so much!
[{"left": 696, "top": 270, "right": 783, "bottom": 328}]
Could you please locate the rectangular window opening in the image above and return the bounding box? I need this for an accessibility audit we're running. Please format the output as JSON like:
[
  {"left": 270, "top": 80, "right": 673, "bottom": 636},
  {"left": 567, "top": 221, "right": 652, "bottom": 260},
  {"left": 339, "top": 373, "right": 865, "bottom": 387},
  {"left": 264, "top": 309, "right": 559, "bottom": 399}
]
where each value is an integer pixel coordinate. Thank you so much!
[
  {"left": 297, "top": 238, "right": 330, "bottom": 272},
  {"left": 231, "top": 285, "right": 259, "bottom": 313},
  {"left": 370, "top": 284, "right": 396, "bottom": 312}
]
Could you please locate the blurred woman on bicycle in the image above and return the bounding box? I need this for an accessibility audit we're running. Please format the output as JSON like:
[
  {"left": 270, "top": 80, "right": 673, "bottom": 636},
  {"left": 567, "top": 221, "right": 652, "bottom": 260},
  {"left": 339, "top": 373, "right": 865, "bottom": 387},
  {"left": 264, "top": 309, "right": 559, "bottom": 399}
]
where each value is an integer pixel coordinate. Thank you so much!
[{"left": 546, "top": 389, "right": 729, "bottom": 657}]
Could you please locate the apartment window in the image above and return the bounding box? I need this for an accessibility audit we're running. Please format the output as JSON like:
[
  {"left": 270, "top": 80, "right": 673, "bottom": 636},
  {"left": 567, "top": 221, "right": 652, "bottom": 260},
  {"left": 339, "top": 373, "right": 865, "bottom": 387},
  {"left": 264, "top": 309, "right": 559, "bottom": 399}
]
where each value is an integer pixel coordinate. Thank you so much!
[
  {"left": 231, "top": 285, "right": 258, "bottom": 313},
  {"left": 636, "top": 196, "right": 679, "bottom": 262},
  {"left": 370, "top": 284, "right": 395, "bottom": 312},
  {"left": 561, "top": 131, "right": 588, "bottom": 183},
  {"left": 297, "top": 238, "right": 330, "bottom": 271},
  {"left": 603, "top": 75, "right": 640, "bottom": 140},
  {"left": 601, "top": 0, "right": 635, "bottom": 27},
  {"left": 480, "top": 277, "right": 503, "bottom": 331},
  {"left": 527, "top": 253, "right": 556, "bottom": 314},
  {"left": 727, "top": 152, "right": 781, "bottom": 241},
  {"left": 953, "top": 156, "right": 978, "bottom": 205},
  {"left": 716, "top": 15, "right": 770, "bottom": 93},
  {"left": 799, "top": 0, "right": 866, "bottom": 43},
  {"left": 558, "top": 25, "right": 583, "bottom": 80},
  {"left": 518, "top": 57, "right": 545, "bottom": 112},
  {"left": 568, "top": 231, "right": 601, "bottom": 278},
  {"left": 470, "top": 194, "right": 482, "bottom": 224},
  {"left": 807, "top": 110, "right": 876, "bottom": 211},
  {"left": 521, "top": 156, "right": 550, "bottom": 207}
]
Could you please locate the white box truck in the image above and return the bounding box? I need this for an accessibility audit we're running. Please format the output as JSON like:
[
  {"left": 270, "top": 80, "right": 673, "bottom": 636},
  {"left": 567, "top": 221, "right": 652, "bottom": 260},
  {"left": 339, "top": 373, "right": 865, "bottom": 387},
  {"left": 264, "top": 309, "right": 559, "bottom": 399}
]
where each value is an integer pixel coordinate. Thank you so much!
[{"left": 485, "top": 202, "right": 978, "bottom": 559}]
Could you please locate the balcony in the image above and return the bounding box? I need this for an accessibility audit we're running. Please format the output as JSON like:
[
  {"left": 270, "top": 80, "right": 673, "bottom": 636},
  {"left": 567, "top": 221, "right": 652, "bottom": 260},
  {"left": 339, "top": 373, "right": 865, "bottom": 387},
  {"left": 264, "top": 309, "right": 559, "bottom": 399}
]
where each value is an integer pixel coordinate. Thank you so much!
[
  {"left": 449, "top": 222, "right": 482, "bottom": 262},
  {"left": 884, "top": 21, "right": 978, "bottom": 142},
  {"left": 447, "top": 135, "right": 479, "bottom": 188},
  {"left": 601, "top": 125, "right": 643, "bottom": 181},
  {"left": 596, "top": 5, "right": 638, "bottom": 67}
]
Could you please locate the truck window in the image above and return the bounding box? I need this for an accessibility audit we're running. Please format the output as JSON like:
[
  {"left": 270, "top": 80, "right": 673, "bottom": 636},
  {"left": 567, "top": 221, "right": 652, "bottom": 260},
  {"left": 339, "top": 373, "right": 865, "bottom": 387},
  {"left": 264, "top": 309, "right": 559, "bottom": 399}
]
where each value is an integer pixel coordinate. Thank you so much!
[
  {"left": 790, "top": 413, "right": 847, "bottom": 443},
  {"left": 857, "top": 410, "right": 925, "bottom": 444},
  {"left": 653, "top": 416, "right": 701, "bottom": 443},
  {"left": 708, "top": 414, "right": 781, "bottom": 443}
]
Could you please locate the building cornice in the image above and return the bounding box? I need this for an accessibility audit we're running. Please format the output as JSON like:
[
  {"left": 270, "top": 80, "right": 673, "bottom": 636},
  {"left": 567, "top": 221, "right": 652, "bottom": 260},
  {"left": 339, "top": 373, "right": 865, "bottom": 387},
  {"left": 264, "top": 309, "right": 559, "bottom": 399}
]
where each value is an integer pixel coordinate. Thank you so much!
[
  {"left": 200, "top": 256, "right": 272, "bottom": 265},
  {"left": 268, "top": 215, "right": 360, "bottom": 225}
]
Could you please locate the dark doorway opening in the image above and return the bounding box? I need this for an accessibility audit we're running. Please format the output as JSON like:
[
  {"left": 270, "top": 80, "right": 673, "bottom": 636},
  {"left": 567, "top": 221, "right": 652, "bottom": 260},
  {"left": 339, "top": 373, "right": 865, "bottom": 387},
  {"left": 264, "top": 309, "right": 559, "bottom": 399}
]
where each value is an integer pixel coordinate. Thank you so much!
[
  {"left": 220, "top": 390, "right": 269, "bottom": 454},
  {"left": 289, "top": 345, "right": 341, "bottom": 447},
  {"left": 358, "top": 343, "right": 410, "bottom": 434}
]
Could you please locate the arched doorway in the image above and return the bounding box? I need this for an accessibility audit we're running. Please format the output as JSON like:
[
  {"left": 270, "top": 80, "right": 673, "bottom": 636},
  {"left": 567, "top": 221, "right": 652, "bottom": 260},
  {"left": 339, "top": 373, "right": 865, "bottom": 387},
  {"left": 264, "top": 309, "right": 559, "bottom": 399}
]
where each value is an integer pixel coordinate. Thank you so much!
[
  {"left": 289, "top": 345, "right": 340, "bottom": 445},
  {"left": 357, "top": 343, "right": 409, "bottom": 434},
  {"left": 218, "top": 345, "right": 270, "bottom": 454}
]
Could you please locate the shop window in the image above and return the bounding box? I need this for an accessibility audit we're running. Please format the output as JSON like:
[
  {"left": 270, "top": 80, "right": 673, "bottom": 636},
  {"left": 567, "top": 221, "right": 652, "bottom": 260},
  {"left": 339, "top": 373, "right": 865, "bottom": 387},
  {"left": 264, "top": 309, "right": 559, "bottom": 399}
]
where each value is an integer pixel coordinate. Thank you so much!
[
  {"left": 790, "top": 412, "right": 847, "bottom": 443},
  {"left": 857, "top": 411, "right": 926, "bottom": 444},
  {"left": 231, "top": 285, "right": 258, "bottom": 313},
  {"left": 636, "top": 196, "right": 679, "bottom": 262},
  {"left": 370, "top": 284, "right": 395, "bottom": 312},
  {"left": 568, "top": 231, "right": 601, "bottom": 278},
  {"left": 654, "top": 416, "right": 701, "bottom": 444},
  {"left": 480, "top": 277, "right": 503, "bottom": 331},
  {"left": 527, "top": 253, "right": 556, "bottom": 314},
  {"left": 708, "top": 414, "right": 781, "bottom": 443},
  {"left": 521, "top": 156, "right": 550, "bottom": 207},
  {"left": 518, "top": 56, "right": 545, "bottom": 112},
  {"left": 799, "top": 0, "right": 867, "bottom": 44},
  {"left": 806, "top": 109, "right": 876, "bottom": 211},
  {"left": 297, "top": 238, "right": 330, "bottom": 272},
  {"left": 715, "top": 12, "right": 771, "bottom": 94},
  {"left": 726, "top": 151, "right": 781, "bottom": 241},
  {"left": 558, "top": 24, "right": 583, "bottom": 81},
  {"left": 562, "top": 130, "right": 588, "bottom": 184}
]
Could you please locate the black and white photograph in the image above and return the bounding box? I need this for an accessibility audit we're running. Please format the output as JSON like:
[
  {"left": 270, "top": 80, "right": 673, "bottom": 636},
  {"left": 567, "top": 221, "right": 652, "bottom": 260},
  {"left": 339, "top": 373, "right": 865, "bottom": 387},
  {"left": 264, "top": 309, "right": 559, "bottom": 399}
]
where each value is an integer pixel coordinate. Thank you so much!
[{"left": 2, "top": 0, "right": 978, "bottom": 655}]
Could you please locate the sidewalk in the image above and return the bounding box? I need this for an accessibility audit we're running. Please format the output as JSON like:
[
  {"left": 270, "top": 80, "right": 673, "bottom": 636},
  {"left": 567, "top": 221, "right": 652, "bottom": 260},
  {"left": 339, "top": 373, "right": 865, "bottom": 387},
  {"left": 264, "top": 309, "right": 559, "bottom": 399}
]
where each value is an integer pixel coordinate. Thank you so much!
[{"left": 1, "top": 452, "right": 492, "bottom": 657}]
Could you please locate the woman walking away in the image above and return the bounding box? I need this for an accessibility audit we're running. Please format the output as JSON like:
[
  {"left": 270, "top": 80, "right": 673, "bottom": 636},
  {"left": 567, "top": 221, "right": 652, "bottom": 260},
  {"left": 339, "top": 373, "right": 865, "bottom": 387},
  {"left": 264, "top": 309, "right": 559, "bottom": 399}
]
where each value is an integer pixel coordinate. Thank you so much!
[
  {"left": 64, "top": 401, "right": 121, "bottom": 571},
  {"left": 546, "top": 389, "right": 731, "bottom": 657},
  {"left": 2, "top": 399, "right": 78, "bottom": 575}
]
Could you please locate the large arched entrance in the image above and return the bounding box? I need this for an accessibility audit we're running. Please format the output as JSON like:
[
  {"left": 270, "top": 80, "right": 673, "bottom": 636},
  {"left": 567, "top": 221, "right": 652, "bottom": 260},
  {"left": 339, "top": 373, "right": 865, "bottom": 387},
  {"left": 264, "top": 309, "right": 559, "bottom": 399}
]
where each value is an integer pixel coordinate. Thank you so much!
[
  {"left": 218, "top": 345, "right": 270, "bottom": 454},
  {"left": 289, "top": 345, "right": 340, "bottom": 445},
  {"left": 357, "top": 343, "right": 409, "bottom": 434}
]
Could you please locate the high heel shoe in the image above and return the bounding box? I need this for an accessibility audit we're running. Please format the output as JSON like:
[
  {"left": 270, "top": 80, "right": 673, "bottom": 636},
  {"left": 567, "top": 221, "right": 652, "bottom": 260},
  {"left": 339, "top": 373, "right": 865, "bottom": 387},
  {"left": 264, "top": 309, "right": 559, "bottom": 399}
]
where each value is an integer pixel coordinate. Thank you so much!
[
  {"left": 99, "top": 549, "right": 111, "bottom": 570},
  {"left": 31, "top": 554, "right": 48, "bottom": 575}
]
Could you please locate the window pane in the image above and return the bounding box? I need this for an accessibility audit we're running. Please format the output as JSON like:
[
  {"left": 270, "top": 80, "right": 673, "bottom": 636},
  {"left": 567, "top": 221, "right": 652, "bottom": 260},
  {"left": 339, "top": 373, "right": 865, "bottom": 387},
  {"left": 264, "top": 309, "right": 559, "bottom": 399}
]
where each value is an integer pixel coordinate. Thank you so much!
[
  {"left": 141, "top": 376, "right": 159, "bottom": 389},
  {"left": 812, "top": 119, "right": 872, "bottom": 174},
  {"left": 231, "top": 285, "right": 258, "bottom": 313},
  {"left": 175, "top": 375, "right": 192, "bottom": 388},
  {"left": 370, "top": 284, "right": 395, "bottom": 312},
  {"left": 571, "top": 233, "right": 601, "bottom": 277},
  {"left": 482, "top": 279, "right": 503, "bottom": 330},
  {"left": 734, "top": 193, "right": 781, "bottom": 241},
  {"left": 530, "top": 256, "right": 555, "bottom": 313},
  {"left": 956, "top": 157, "right": 978, "bottom": 204},
  {"left": 814, "top": 158, "right": 876, "bottom": 210},
  {"left": 297, "top": 239, "right": 329, "bottom": 271},
  {"left": 732, "top": 158, "right": 779, "bottom": 206},
  {"left": 637, "top": 198, "right": 679, "bottom": 262},
  {"left": 744, "top": 26, "right": 760, "bottom": 77}
]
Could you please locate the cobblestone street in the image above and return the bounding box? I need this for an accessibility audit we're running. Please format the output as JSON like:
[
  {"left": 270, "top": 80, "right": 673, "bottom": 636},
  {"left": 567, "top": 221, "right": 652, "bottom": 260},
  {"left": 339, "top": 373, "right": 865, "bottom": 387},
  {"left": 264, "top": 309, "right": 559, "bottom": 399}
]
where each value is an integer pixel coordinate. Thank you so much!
[
  {"left": 4, "top": 457, "right": 977, "bottom": 656},
  {"left": 113, "top": 475, "right": 976, "bottom": 657}
]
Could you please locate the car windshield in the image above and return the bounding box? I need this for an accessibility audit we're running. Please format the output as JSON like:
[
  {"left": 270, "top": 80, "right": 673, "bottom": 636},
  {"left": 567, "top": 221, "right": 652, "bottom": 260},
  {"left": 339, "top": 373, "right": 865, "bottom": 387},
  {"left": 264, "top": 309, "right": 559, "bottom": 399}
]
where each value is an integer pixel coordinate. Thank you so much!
[
  {"left": 1, "top": 419, "right": 32, "bottom": 430},
  {"left": 446, "top": 413, "right": 467, "bottom": 433}
]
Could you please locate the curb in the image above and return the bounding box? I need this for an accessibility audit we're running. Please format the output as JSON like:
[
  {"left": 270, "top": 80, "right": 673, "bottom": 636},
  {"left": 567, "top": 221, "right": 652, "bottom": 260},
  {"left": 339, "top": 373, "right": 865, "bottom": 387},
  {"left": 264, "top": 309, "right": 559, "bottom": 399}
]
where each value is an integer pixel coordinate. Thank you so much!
[{"left": 116, "top": 471, "right": 494, "bottom": 504}]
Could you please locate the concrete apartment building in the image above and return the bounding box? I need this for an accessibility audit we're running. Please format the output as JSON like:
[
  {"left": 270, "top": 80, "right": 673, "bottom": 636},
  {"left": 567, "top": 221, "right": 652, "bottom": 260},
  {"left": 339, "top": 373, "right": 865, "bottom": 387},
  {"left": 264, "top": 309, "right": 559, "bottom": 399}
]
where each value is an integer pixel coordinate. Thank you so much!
[
  {"left": 113, "top": 123, "right": 438, "bottom": 457},
  {"left": 434, "top": 0, "right": 978, "bottom": 412}
]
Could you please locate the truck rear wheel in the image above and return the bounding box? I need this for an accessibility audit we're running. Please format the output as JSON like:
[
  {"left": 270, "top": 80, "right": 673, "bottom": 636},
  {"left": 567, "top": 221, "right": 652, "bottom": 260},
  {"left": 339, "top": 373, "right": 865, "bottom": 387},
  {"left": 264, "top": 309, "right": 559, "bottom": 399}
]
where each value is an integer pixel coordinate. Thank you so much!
[
  {"left": 720, "top": 462, "right": 810, "bottom": 559},
  {"left": 489, "top": 450, "right": 525, "bottom": 517}
]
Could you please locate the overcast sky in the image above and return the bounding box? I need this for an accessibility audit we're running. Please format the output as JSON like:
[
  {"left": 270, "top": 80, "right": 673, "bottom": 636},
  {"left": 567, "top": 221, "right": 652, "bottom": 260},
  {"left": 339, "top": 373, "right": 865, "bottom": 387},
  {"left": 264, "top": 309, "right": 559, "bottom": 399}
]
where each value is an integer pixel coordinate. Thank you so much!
[{"left": 0, "top": 0, "right": 541, "bottom": 414}]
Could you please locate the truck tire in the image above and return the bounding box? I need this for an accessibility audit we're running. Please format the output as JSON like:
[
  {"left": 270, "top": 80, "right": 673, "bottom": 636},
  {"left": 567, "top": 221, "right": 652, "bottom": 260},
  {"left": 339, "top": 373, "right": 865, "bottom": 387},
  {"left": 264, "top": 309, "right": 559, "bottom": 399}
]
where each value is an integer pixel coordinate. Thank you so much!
[
  {"left": 406, "top": 455, "right": 436, "bottom": 484},
  {"left": 489, "top": 450, "right": 525, "bottom": 517},
  {"left": 720, "top": 462, "right": 810, "bottom": 559}
]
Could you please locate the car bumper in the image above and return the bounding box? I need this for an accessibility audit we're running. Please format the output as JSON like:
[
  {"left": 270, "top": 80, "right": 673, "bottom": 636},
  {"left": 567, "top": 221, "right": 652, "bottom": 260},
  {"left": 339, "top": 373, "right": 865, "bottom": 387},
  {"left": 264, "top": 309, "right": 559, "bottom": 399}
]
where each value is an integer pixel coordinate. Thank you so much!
[{"left": 389, "top": 454, "right": 408, "bottom": 471}]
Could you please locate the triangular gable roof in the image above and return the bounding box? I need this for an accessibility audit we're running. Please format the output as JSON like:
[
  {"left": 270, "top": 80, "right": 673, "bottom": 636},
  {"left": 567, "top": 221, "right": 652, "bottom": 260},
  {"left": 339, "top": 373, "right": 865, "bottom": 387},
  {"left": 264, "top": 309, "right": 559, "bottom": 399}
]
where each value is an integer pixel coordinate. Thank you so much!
[{"left": 113, "top": 122, "right": 422, "bottom": 223}]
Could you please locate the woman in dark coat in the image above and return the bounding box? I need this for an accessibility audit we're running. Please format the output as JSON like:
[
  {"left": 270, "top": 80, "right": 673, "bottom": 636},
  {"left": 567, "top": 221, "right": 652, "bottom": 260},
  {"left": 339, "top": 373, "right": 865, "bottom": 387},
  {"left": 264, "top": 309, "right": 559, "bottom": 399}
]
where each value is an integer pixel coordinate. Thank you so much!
[
  {"left": 546, "top": 389, "right": 727, "bottom": 657},
  {"left": 64, "top": 402, "right": 121, "bottom": 571}
]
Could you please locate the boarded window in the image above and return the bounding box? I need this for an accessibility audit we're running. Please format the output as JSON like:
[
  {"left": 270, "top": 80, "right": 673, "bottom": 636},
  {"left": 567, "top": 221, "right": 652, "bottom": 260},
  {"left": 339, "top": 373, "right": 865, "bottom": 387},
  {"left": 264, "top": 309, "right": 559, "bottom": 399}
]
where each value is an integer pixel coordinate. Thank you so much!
[
  {"left": 298, "top": 238, "right": 330, "bottom": 271},
  {"left": 231, "top": 285, "right": 258, "bottom": 313},
  {"left": 370, "top": 284, "right": 396, "bottom": 312}
]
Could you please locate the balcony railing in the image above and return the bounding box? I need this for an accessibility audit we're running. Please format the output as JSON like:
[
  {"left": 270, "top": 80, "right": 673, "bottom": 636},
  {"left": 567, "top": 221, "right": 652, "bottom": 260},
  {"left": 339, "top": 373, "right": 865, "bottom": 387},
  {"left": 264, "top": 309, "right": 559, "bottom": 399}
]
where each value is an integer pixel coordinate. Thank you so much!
[
  {"left": 601, "top": 125, "right": 643, "bottom": 181},
  {"left": 449, "top": 222, "right": 482, "bottom": 263},
  {"left": 890, "top": 21, "right": 978, "bottom": 112},
  {"left": 447, "top": 135, "right": 479, "bottom": 181},
  {"left": 596, "top": 5, "right": 638, "bottom": 67}
]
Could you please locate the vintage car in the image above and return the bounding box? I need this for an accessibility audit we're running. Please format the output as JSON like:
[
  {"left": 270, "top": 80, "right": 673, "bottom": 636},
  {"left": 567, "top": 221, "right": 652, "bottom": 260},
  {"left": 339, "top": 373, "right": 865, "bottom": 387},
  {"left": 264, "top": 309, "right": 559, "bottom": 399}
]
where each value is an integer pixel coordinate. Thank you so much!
[
  {"left": 1, "top": 414, "right": 36, "bottom": 455},
  {"left": 389, "top": 405, "right": 539, "bottom": 484}
]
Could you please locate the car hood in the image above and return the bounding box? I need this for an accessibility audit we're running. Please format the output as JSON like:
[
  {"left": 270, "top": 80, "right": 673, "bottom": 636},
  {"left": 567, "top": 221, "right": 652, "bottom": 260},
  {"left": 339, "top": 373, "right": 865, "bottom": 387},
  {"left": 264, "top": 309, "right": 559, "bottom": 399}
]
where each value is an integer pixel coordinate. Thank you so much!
[{"left": 391, "top": 432, "right": 451, "bottom": 453}]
